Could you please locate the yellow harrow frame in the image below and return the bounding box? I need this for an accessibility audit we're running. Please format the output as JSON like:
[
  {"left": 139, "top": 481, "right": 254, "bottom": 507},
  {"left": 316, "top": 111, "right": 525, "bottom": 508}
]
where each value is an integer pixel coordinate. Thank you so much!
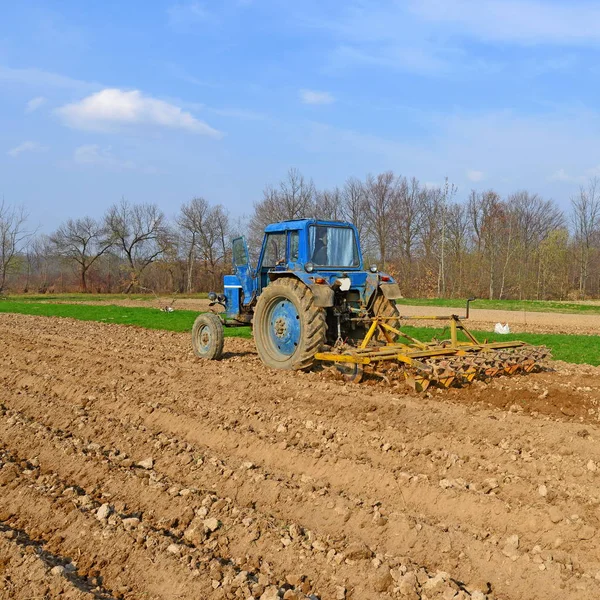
[{"left": 315, "top": 314, "right": 550, "bottom": 391}]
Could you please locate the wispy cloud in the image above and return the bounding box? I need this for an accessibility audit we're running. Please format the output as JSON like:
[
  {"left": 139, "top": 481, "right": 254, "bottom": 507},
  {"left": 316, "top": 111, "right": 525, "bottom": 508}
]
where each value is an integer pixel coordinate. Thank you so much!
[
  {"left": 467, "top": 170, "right": 485, "bottom": 182},
  {"left": 299, "top": 3, "right": 468, "bottom": 77},
  {"left": 73, "top": 144, "right": 135, "bottom": 170},
  {"left": 8, "top": 141, "right": 48, "bottom": 157},
  {"left": 550, "top": 164, "right": 600, "bottom": 185},
  {"left": 163, "top": 62, "right": 220, "bottom": 88},
  {"left": 209, "top": 107, "right": 267, "bottom": 120},
  {"left": 300, "top": 89, "right": 335, "bottom": 105},
  {"left": 300, "top": 0, "right": 600, "bottom": 78},
  {"left": 0, "top": 65, "right": 97, "bottom": 91},
  {"left": 294, "top": 105, "right": 600, "bottom": 204},
  {"left": 56, "top": 88, "right": 222, "bottom": 137},
  {"left": 409, "top": 0, "right": 600, "bottom": 45},
  {"left": 330, "top": 44, "right": 452, "bottom": 75},
  {"left": 25, "top": 96, "right": 46, "bottom": 113},
  {"left": 167, "top": 2, "right": 209, "bottom": 28}
]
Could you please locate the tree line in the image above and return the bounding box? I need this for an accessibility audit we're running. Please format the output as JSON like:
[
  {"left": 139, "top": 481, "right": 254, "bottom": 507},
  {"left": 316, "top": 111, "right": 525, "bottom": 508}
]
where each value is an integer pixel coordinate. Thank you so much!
[{"left": 2, "top": 168, "right": 600, "bottom": 300}]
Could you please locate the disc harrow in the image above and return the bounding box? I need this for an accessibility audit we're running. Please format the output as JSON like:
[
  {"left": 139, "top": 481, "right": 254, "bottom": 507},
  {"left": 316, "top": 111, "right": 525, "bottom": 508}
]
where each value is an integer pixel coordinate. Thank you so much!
[{"left": 315, "top": 312, "right": 551, "bottom": 391}]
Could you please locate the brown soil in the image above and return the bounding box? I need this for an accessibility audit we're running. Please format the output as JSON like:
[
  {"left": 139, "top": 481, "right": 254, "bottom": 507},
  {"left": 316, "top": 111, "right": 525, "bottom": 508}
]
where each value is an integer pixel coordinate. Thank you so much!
[{"left": 2, "top": 313, "right": 600, "bottom": 599}]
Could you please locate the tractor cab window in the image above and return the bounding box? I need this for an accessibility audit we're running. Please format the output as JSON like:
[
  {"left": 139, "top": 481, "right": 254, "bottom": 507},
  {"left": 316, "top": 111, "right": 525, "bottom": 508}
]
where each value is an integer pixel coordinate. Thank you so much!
[
  {"left": 289, "top": 231, "right": 299, "bottom": 262},
  {"left": 232, "top": 237, "right": 249, "bottom": 267},
  {"left": 262, "top": 233, "right": 287, "bottom": 268},
  {"left": 309, "top": 226, "right": 359, "bottom": 267}
]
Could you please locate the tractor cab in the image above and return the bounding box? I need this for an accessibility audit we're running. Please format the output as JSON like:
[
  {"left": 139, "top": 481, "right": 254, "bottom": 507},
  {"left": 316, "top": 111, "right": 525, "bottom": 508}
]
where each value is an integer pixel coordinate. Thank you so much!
[{"left": 220, "top": 219, "right": 380, "bottom": 325}]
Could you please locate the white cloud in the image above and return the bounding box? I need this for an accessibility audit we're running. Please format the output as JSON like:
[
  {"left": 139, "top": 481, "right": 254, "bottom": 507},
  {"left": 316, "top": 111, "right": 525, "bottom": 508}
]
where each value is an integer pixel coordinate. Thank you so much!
[
  {"left": 467, "top": 170, "right": 485, "bottom": 182},
  {"left": 8, "top": 141, "right": 47, "bottom": 157},
  {"left": 25, "top": 96, "right": 46, "bottom": 113},
  {"left": 300, "top": 89, "right": 335, "bottom": 105},
  {"left": 56, "top": 88, "right": 222, "bottom": 137},
  {"left": 73, "top": 144, "right": 135, "bottom": 170}
]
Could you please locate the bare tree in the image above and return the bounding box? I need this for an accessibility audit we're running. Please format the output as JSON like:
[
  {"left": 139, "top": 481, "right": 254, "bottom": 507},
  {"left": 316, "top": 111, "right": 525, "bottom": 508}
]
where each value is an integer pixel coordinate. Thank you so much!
[
  {"left": 571, "top": 178, "right": 600, "bottom": 298},
  {"left": 468, "top": 190, "right": 507, "bottom": 299},
  {"left": 105, "top": 199, "right": 167, "bottom": 293},
  {"left": 0, "top": 200, "right": 31, "bottom": 293},
  {"left": 315, "top": 187, "right": 343, "bottom": 220},
  {"left": 249, "top": 168, "right": 316, "bottom": 253},
  {"left": 396, "top": 177, "right": 423, "bottom": 273},
  {"left": 51, "top": 217, "right": 112, "bottom": 292},
  {"left": 211, "top": 204, "right": 231, "bottom": 280},
  {"left": 363, "top": 171, "right": 400, "bottom": 266},
  {"left": 340, "top": 177, "right": 369, "bottom": 251},
  {"left": 27, "top": 234, "right": 55, "bottom": 293},
  {"left": 178, "top": 197, "right": 210, "bottom": 293},
  {"left": 508, "top": 191, "right": 564, "bottom": 298},
  {"left": 178, "top": 198, "right": 231, "bottom": 291},
  {"left": 445, "top": 201, "right": 470, "bottom": 296}
]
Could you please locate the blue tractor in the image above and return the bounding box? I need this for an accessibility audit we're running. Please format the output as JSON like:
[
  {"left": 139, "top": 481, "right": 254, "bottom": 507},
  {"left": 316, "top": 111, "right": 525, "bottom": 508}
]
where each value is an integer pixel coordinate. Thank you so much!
[{"left": 192, "top": 218, "right": 402, "bottom": 371}]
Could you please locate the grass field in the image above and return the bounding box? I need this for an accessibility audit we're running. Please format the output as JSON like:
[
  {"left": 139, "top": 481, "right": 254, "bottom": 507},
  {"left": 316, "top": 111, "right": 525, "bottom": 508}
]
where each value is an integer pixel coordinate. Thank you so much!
[
  {"left": 0, "top": 300, "right": 252, "bottom": 339},
  {"left": 396, "top": 297, "right": 600, "bottom": 314},
  {"left": 1, "top": 300, "right": 598, "bottom": 365},
  {"left": 5, "top": 293, "right": 600, "bottom": 315}
]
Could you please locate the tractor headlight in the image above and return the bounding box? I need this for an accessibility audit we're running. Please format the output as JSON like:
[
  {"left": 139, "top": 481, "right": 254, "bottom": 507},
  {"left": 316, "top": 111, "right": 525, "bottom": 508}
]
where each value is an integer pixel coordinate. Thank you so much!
[
  {"left": 208, "top": 291, "right": 217, "bottom": 301},
  {"left": 305, "top": 262, "right": 314, "bottom": 273},
  {"left": 370, "top": 265, "right": 378, "bottom": 273}
]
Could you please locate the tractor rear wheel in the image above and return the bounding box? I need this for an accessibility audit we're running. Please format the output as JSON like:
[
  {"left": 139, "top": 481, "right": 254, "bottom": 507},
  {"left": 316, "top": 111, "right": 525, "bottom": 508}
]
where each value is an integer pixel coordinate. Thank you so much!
[
  {"left": 371, "top": 292, "right": 400, "bottom": 342},
  {"left": 253, "top": 278, "right": 327, "bottom": 370},
  {"left": 192, "top": 313, "right": 224, "bottom": 360}
]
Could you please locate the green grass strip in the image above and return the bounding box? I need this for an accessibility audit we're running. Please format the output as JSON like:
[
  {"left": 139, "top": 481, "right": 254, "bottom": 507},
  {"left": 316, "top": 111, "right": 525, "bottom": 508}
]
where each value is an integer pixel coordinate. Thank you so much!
[
  {"left": 401, "top": 326, "right": 599, "bottom": 366},
  {"left": 0, "top": 300, "right": 252, "bottom": 339},
  {"left": 396, "top": 297, "right": 600, "bottom": 315},
  {"left": 0, "top": 300, "right": 597, "bottom": 365}
]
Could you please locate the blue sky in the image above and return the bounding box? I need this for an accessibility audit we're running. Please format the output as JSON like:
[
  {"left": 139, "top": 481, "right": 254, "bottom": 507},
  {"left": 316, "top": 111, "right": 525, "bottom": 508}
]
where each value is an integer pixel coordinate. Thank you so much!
[{"left": 2, "top": 0, "right": 600, "bottom": 231}]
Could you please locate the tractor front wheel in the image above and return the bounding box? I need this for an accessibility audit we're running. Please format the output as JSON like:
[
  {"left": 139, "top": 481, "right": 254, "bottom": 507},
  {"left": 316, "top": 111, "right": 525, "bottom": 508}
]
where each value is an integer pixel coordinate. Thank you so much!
[
  {"left": 253, "top": 278, "right": 326, "bottom": 370},
  {"left": 192, "top": 313, "right": 225, "bottom": 360}
]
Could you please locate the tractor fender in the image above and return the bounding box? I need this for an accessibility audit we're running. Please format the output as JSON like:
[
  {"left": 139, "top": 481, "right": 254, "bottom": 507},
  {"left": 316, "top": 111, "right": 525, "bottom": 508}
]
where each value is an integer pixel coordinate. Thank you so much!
[
  {"left": 379, "top": 282, "right": 403, "bottom": 300},
  {"left": 268, "top": 271, "right": 335, "bottom": 307},
  {"left": 309, "top": 284, "right": 335, "bottom": 307},
  {"left": 365, "top": 272, "right": 402, "bottom": 306}
]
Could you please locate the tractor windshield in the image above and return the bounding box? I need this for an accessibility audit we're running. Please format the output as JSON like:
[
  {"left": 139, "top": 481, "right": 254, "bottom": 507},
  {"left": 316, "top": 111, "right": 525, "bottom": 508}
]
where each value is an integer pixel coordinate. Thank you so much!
[{"left": 309, "top": 226, "right": 359, "bottom": 268}]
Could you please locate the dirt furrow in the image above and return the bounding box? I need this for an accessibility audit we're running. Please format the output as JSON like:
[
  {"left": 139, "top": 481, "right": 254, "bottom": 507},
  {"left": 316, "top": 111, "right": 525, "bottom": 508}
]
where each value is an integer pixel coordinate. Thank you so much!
[
  {"left": 3, "top": 313, "right": 600, "bottom": 599},
  {"left": 0, "top": 523, "right": 111, "bottom": 600},
  {"left": 5, "top": 320, "right": 600, "bottom": 507},
  {"left": 0, "top": 394, "right": 499, "bottom": 599},
  {"left": 5, "top": 338, "right": 600, "bottom": 545},
  {"left": 3, "top": 368, "right": 596, "bottom": 596},
  {"left": 0, "top": 445, "right": 331, "bottom": 600}
]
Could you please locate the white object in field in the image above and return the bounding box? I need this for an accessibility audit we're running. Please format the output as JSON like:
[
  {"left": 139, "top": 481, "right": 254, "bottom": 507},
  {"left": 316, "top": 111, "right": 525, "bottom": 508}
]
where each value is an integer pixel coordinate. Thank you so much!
[{"left": 494, "top": 322, "right": 510, "bottom": 334}]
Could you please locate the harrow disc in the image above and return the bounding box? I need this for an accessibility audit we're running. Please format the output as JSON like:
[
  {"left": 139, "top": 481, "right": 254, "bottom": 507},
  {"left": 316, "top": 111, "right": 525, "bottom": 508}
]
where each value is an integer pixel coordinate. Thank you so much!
[{"left": 314, "top": 313, "right": 552, "bottom": 392}]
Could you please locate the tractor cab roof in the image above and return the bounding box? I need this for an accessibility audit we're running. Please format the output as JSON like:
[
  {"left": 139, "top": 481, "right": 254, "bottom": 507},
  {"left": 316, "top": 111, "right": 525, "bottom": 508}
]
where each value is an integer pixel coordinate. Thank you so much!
[{"left": 264, "top": 219, "right": 354, "bottom": 233}]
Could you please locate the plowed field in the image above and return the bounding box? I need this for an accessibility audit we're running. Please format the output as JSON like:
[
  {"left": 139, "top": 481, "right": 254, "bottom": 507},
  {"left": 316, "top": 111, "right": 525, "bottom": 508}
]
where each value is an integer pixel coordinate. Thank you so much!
[{"left": 2, "top": 313, "right": 600, "bottom": 600}]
